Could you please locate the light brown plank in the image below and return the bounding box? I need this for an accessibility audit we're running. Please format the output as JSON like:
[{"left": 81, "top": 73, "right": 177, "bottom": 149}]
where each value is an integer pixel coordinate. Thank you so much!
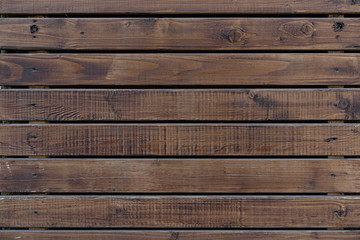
[
  {"left": 0, "top": 196, "right": 359, "bottom": 228},
  {"left": 0, "top": 53, "right": 360, "bottom": 86},
  {"left": 0, "top": 124, "right": 359, "bottom": 156},
  {"left": 1, "top": 158, "right": 360, "bottom": 193},
  {"left": 1, "top": 0, "right": 360, "bottom": 14},
  {"left": 1, "top": 18, "right": 359, "bottom": 50},
  {"left": 0, "top": 89, "right": 359, "bottom": 121},
  {"left": 1, "top": 230, "right": 360, "bottom": 240}
]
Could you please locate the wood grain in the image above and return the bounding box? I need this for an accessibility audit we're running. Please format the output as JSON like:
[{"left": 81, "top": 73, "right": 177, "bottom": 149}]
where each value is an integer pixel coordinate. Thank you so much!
[
  {"left": 0, "top": 124, "right": 359, "bottom": 156},
  {"left": 1, "top": 230, "right": 360, "bottom": 240},
  {"left": 1, "top": 0, "right": 360, "bottom": 14},
  {"left": 1, "top": 89, "right": 360, "bottom": 121},
  {"left": 0, "top": 196, "right": 360, "bottom": 228},
  {"left": 1, "top": 18, "right": 360, "bottom": 50},
  {"left": 1, "top": 54, "right": 360, "bottom": 86},
  {"left": 1, "top": 158, "right": 360, "bottom": 193}
]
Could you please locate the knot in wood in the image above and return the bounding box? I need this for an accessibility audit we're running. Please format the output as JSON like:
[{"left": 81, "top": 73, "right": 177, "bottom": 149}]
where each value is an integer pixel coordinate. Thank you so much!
[
  {"left": 279, "top": 21, "right": 315, "bottom": 38},
  {"left": 333, "top": 22, "right": 345, "bottom": 32},
  {"left": 334, "top": 208, "right": 349, "bottom": 218},
  {"left": 336, "top": 98, "right": 350, "bottom": 110},
  {"left": 227, "top": 29, "right": 243, "bottom": 43},
  {"left": 247, "top": 91, "right": 258, "bottom": 100},
  {"left": 30, "top": 25, "right": 39, "bottom": 34},
  {"left": 300, "top": 23, "right": 314, "bottom": 36}
]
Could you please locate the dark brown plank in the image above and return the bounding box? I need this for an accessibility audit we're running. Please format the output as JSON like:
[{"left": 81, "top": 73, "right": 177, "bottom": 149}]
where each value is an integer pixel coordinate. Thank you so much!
[
  {"left": 0, "top": 124, "right": 359, "bottom": 156},
  {"left": 1, "top": 158, "right": 360, "bottom": 193},
  {"left": 1, "top": 0, "right": 360, "bottom": 14},
  {"left": 1, "top": 18, "right": 359, "bottom": 50},
  {"left": 0, "top": 196, "right": 359, "bottom": 228},
  {"left": 2, "top": 54, "right": 360, "bottom": 86},
  {"left": 1, "top": 230, "right": 360, "bottom": 240},
  {"left": 1, "top": 89, "right": 359, "bottom": 121}
]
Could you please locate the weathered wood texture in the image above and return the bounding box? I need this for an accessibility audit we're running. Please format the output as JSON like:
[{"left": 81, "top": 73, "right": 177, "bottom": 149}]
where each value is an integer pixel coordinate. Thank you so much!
[
  {"left": 1, "top": 1, "right": 360, "bottom": 235},
  {"left": 2, "top": 54, "right": 360, "bottom": 86},
  {"left": 1, "top": 158, "right": 360, "bottom": 193},
  {"left": 1, "top": 230, "right": 360, "bottom": 240},
  {"left": 0, "top": 196, "right": 359, "bottom": 228},
  {"left": 0, "top": 124, "right": 359, "bottom": 156},
  {"left": 1, "top": 0, "right": 360, "bottom": 14},
  {"left": 1, "top": 18, "right": 359, "bottom": 50},
  {"left": 0, "top": 89, "right": 359, "bottom": 121}
]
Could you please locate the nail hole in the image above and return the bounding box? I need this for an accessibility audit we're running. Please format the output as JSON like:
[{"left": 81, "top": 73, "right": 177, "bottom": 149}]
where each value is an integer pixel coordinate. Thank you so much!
[
  {"left": 30, "top": 25, "right": 39, "bottom": 34},
  {"left": 33, "top": 211, "right": 38, "bottom": 215},
  {"left": 32, "top": 68, "right": 37, "bottom": 72},
  {"left": 333, "top": 22, "right": 345, "bottom": 32},
  {"left": 27, "top": 104, "right": 37, "bottom": 108},
  {"left": 334, "top": 68, "right": 339, "bottom": 73},
  {"left": 331, "top": 173, "right": 336, "bottom": 178},
  {"left": 32, "top": 173, "right": 38, "bottom": 178},
  {"left": 336, "top": 35, "right": 341, "bottom": 39},
  {"left": 33, "top": 20, "right": 37, "bottom": 23},
  {"left": 80, "top": 32, "right": 84, "bottom": 35},
  {"left": 33, "top": 36, "right": 37, "bottom": 39},
  {"left": 30, "top": 136, "right": 38, "bottom": 140}
]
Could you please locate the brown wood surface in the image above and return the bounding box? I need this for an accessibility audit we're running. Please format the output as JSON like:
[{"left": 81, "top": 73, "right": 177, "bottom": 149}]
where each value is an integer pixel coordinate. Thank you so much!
[
  {"left": 1, "top": 158, "right": 360, "bottom": 193},
  {"left": 0, "top": 124, "right": 359, "bottom": 156},
  {"left": 1, "top": 18, "right": 359, "bottom": 50},
  {"left": 1, "top": 54, "right": 360, "bottom": 86},
  {"left": 1, "top": 0, "right": 360, "bottom": 14},
  {"left": 0, "top": 196, "right": 359, "bottom": 228},
  {"left": 1, "top": 89, "right": 360, "bottom": 121},
  {"left": 1, "top": 230, "right": 360, "bottom": 240}
]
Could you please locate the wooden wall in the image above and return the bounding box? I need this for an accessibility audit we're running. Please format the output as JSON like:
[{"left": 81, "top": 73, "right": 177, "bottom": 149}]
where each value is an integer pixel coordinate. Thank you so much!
[{"left": 1, "top": 0, "right": 360, "bottom": 239}]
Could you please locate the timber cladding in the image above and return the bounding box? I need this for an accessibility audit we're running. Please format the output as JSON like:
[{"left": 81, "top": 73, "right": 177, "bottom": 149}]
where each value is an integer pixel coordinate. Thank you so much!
[{"left": 0, "top": 1, "right": 360, "bottom": 240}]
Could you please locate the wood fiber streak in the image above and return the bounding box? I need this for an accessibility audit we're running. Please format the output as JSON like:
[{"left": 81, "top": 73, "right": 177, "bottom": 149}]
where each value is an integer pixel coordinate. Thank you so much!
[
  {"left": 1, "top": 18, "right": 360, "bottom": 50},
  {"left": 0, "top": 124, "right": 359, "bottom": 156},
  {"left": 1, "top": 89, "right": 360, "bottom": 121},
  {"left": 1, "top": 158, "right": 360, "bottom": 193},
  {"left": 1, "top": 54, "right": 360, "bottom": 87},
  {"left": 1, "top": 230, "right": 360, "bottom": 240},
  {"left": 0, "top": 196, "right": 360, "bottom": 228},
  {"left": 1, "top": 0, "right": 360, "bottom": 14}
]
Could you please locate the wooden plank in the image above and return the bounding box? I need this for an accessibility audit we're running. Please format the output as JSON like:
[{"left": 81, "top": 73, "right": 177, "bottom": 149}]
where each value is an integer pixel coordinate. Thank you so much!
[
  {"left": 1, "top": 158, "right": 360, "bottom": 193},
  {"left": 1, "top": 89, "right": 360, "bottom": 121},
  {"left": 1, "top": 54, "right": 360, "bottom": 86},
  {"left": 0, "top": 196, "right": 360, "bottom": 228},
  {"left": 0, "top": 124, "right": 359, "bottom": 156},
  {"left": 1, "top": 0, "right": 360, "bottom": 14},
  {"left": 1, "top": 230, "right": 360, "bottom": 240},
  {"left": 1, "top": 18, "right": 359, "bottom": 50}
]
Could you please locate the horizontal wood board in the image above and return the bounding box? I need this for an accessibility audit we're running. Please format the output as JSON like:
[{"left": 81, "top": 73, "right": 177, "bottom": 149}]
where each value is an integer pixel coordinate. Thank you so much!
[
  {"left": 0, "top": 124, "right": 360, "bottom": 156},
  {"left": 1, "top": 0, "right": 360, "bottom": 14},
  {"left": 0, "top": 89, "right": 359, "bottom": 121},
  {"left": 1, "top": 54, "right": 360, "bottom": 86},
  {"left": 1, "top": 18, "right": 360, "bottom": 50},
  {"left": 1, "top": 230, "right": 360, "bottom": 240},
  {"left": 0, "top": 196, "right": 360, "bottom": 228},
  {"left": 1, "top": 158, "right": 360, "bottom": 193}
]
